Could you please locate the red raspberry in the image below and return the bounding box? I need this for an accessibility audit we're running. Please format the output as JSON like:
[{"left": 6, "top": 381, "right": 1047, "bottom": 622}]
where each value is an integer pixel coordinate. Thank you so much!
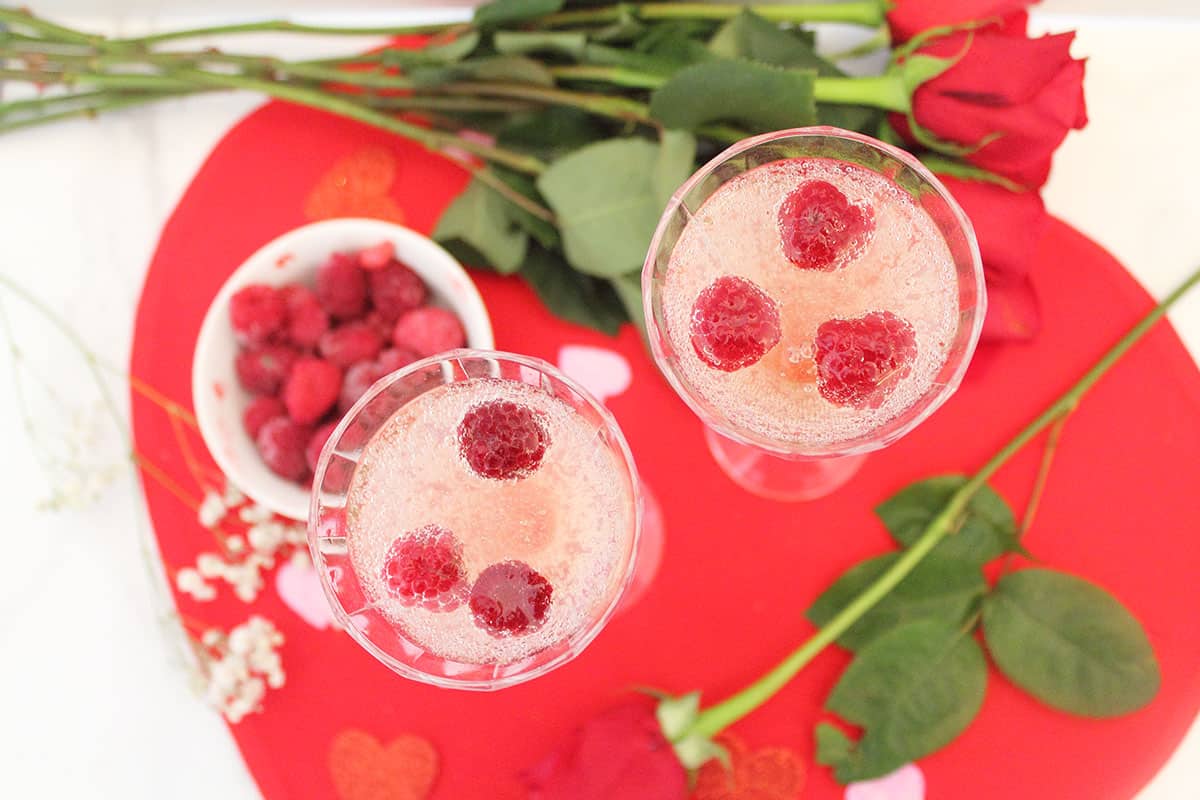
[
  {"left": 392, "top": 307, "right": 466, "bottom": 358},
  {"left": 234, "top": 344, "right": 298, "bottom": 394},
  {"left": 689, "top": 276, "right": 781, "bottom": 372},
  {"left": 315, "top": 252, "right": 368, "bottom": 319},
  {"left": 243, "top": 395, "right": 286, "bottom": 439},
  {"left": 377, "top": 347, "right": 419, "bottom": 374},
  {"left": 469, "top": 560, "right": 553, "bottom": 637},
  {"left": 283, "top": 357, "right": 342, "bottom": 424},
  {"left": 457, "top": 400, "right": 549, "bottom": 480},
  {"left": 368, "top": 261, "right": 428, "bottom": 322},
  {"left": 255, "top": 417, "right": 312, "bottom": 481},
  {"left": 339, "top": 360, "right": 385, "bottom": 414},
  {"left": 306, "top": 421, "right": 338, "bottom": 472},
  {"left": 358, "top": 240, "right": 396, "bottom": 271},
  {"left": 814, "top": 311, "right": 917, "bottom": 408},
  {"left": 381, "top": 525, "right": 467, "bottom": 610},
  {"left": 319, "top": 322, "right": 383, "bottom": 368},
  {"left": 229, "top": 284, "right": 286, "bottom": 345},
  {"left": 778, "top": 180, "right": 874, "bottom": 271},
  {"left": 280, "top": 284, "right": 329, "bottom": 348},
  {"left": 364, "top": 310, "right": 396, "bottom": 340}
]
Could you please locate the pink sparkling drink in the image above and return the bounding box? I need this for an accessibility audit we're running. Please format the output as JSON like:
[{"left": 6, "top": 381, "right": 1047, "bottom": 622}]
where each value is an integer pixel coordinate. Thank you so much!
[{"left": 308, "top": 351, "right": 641, "bottom": 690}]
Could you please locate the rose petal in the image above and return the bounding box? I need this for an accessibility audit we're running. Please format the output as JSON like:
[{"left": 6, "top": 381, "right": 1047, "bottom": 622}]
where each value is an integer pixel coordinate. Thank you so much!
[{"left": 887, "top": 0, "right": 1033, "bottom": 43}]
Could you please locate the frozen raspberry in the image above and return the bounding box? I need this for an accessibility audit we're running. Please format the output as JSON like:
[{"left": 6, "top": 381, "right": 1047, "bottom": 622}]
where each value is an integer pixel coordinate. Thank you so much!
[
  {"left": 778, "top": 180, "right": 874, "bottom": 271},
  {"left": 392, "top": 306, "right": 466, "bottom": 358},
  {"left": 457, "top": 400, "right": 549, "bottom": 480},
  {"left": 243, "top": 395, "right": 286, "bottom": 439},
  {"left": 255, "top": 417, "right": 312, "bottom": 481},
  {"left": 377, "top": 347, "right": 419, "bottom": 374},
  {"left": 338, "top": 360, "right": 385, "bottom": 414},
  {"left": 364, "top": 310, "right": 397, "bottom": 340},
  {"left": 381, "top": 525, "right": 468, "bottom": 610},
  {"left": 315, "top": 252, "right": 368, "bottom": 319},
  {"left": 689, "top": 276, "right": 781, "bottom": 372},
  {"left": 469, "top": 560, "right": 552, "bottom": 637},
  {"left": 368, "top": 261, "right": 428, "bottom": 322},
  {"left": 280, "top": 284, "right": 329, "bottom": 348},
  {"left": 234, "top": 344, "right": 298, "bottom": 394},
  {"left": 814, "top": 311, "right": 917, "bottom": 408},
  {"left": 319, "top": 322, "right": 383, "bottom": 368},
  {"left": 229, "top": 284, "right": 286, "bottom": 345},
  {"left": 283, "top": 357, "right": 342, "bottom": 424},
  {"left": 358, "top": 240, "right": 396, "bottom": 271},
  {"left": 305, "top": 421, "right": 338, "bottom": 473}
]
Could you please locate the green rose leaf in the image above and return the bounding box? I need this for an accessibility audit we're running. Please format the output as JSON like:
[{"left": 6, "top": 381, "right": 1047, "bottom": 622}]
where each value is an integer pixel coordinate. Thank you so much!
[
  {"left": 655, "top": 690, "right": 701, "bottom": 741},
  {"left": 824, "top": 619, "right": 988, "bottom": 783},
  {"left": 877, "top": 475, "right": 1023, "bottom": 565},
  {"left": 806, "top": 553, "right": 986, "bottom": 651},
  {"left": 814, "top": 723, "right": 854, "bottom": 767},
  {"left": 982, "top": 568, "right": 1161, "bottom": 717},
  {"left": 474, "top": 0, "right": 563, "bottom": 30},
  {"left": 489, "top": 166, "right": 560, "bottom": 249},
  {"left": 537, "top": 133, "right": 694, "bottom": 278},
  {"left": 635, "top": 21, "right": 717, "bottom": 65},
  {"left": 379, "top": 31, "right": 480, "bottom": 67},
  {"left": 433, "top": 178, "right": 528, "bottom": 274},
  {"left": 519, "top": 246, "right": 628, "bottom": 336},
  {"left": 410, "top": 56, "right": 554, "bottom": 88},
  {"left": 497, "top": 107, "right": 608, "bottom": 163},
  {"left": 609, "top": 272, "right": 646, "bottom": 339},
  {"left": 494, "top": 30, "right": 588, "bottom": 60},
  {"left": 708, "top": 9, "right": 817, "bottom": 66},
  {"left": 649, "top": 59, "right": 817, "bottom": 132}
]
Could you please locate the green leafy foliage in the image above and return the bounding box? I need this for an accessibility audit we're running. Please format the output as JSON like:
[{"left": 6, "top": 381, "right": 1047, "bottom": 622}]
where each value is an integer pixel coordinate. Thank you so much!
[
  {"left": 474, "top": 0, "right": 563, "bottom": 31},
  {"left": 519, "top": 245, "right": 628, "bottom": 335},
  {"left": 497, "top": 107, "right": 607, "bottom": 163},
  {"left": 649, "top": 60, "right": 817, "bottom": 132},
  {"left": 983, "top": 569, "right": 1160, "bottom": 717},
  {"left": 807, "top": 553, "right": 986, "bottom": 650},
  {"left": 494, "top": 30, "right": 588, "bottom": 59},
  {"left": 814, "top": 723, "right": 854, "bottom": 767},
  {"left": 824, "top": 619, "right": 988, "bottom": 783},
  {"left": 433, "top": 178, "right": 528, "bottom": 274},
  {"left": 708, "top": 9, "right": 817, "bottom": 66},
  {"left": 536, "top": 132, "right": 695, "bottom": 278},
  {"left": 409, "top": 55, "right": 555, "bottom": 88},
  {"left": 379, "top": 31, "right": 481, "bottom": 67},
  {"left": 876, "top": 475, "right": 1023, "bottom": 565}
]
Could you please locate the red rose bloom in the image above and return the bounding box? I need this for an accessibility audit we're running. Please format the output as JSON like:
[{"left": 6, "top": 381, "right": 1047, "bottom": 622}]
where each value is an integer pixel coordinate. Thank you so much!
[
  {"left": 938, "top": 174, "right": 1048, "bottom": 341},
  {"left": 887, "top": 0, "right": 1034, "bottom": 43},
  {"left": 524, "top": 702, "right": 688, "bottom": 800},
  {"left": 894, "top": 28, "right": 1087, "bottom": 189}
]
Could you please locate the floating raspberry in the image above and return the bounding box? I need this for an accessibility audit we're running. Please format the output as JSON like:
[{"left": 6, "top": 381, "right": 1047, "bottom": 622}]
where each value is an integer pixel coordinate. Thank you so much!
[
  {"left": 234, "top": 344, "right": 298, "bottom": 394},
  {"left": 280, "top": 284, "right": 329, "bottom": 348},
  {"left": 338, "top": 360, "right": 385, "bottom": 414},
  {"left": 778, "top": 180, "right": 874, "bottom": 270},
  {"left": 392, "top": 306, "right": 466, "bottom": 358},
  {"left": 358, "top": 240, "right": 396, "bottom": 271},
  {"left": 457, "top": 400, "right": 549, "bottom": 480},
  {"left": 368, "top": 261, "right": 428, "bottom": 322},
  {"left": 814, "top": 311, "right": 917, "bottom": 408},
  {"left": 306, "top": 421, "right": 338, "bottom": 473},
  {"left": 469, "top": 560, "right": 553, "bottom": 637},
  {"left": 376, "top": 347, "right": 419, "bottom": 374},
  {"left": 381, "top": 525, "right": 467, "bottom": 610},
  {"left": 255, "top": 417, "right": 312, "bottom": 481},
  {"left": 319, "top": 321, "right": 384, "bottom": 368},
  {"left": 229, "top": 284, "right": 286, "bottom": 345},
  {"left": 315, "top": 252, "right": 368, "bottom": 319},
  {"left": 243, "top": 395, "right": 286, "bottom": 439},
  {"left": 689, "top": 276, "right": 781, "bottom": 372},
  {"left": 283, "top": 357, "right": 342, "bottom": 424}
]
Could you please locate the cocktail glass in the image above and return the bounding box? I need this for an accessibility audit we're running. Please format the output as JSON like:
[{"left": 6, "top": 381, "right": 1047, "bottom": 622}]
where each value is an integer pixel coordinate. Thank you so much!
[
  {"left": 643, "top": 127, "right": 985, "bottom": 501},
  {"left": 308, "top": 350, "right": 642, "bottom": 690}
]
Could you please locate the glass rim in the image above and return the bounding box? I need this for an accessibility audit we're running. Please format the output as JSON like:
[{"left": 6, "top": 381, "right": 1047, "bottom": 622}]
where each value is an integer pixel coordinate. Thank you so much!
[
  {"left": 641, "top": 125, "right": 987, "bottom": 458},
  {"left": 307, "top": 347, "right": 644, "bottom": 690}
]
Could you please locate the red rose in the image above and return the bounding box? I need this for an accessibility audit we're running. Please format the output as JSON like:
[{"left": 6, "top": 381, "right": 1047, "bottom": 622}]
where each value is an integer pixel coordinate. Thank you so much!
[
  {"left": 524, "top": 701, "right": 688, "bottom": 800},
  {"left": 894, "top": 28, "right": 1087, "bottom": 189},
  {"left": 938, "top": 174, "right": 1048, "bottom": 341},
  {"left": 887, "top": 0, "right": 1034, "bottom": 42}
]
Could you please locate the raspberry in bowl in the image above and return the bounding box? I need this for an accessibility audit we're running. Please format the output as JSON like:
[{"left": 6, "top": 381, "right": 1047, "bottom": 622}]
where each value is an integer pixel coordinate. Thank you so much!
[
  {"left": 192, "top": 219, "right": 493, "bottom": 521},
  {"left": 309, "top": 351, "right": 642, "bottom": 689}
]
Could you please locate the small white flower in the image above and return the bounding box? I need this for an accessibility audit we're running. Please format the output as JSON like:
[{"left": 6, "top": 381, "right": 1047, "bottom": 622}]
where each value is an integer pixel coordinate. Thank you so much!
[
  {"left": 176, "top": 568, "right": 216, "bottom": 601},
  {"left": 225, "top": 535, "right": 246, "bottom": 554},
  {"left": 228, "top": 626, "right": 255, "bottom": 656},
  {"left": 222, "top": 482, "right": 245, "bottom": 507},
  {"left": 196, "top": 553, "right": 225, "bottom": 578},
  {"left": 290, "top": 549, "right": 311, "bottom": 568},
  {"left": 197, "top": 491, "right": 226, "bottom": 528},
  {"left": 200, "top": 629, "right": 223, "bottom": 648},
  {"left": 239, "top": 503, "right": 273, "bottom": 524}
]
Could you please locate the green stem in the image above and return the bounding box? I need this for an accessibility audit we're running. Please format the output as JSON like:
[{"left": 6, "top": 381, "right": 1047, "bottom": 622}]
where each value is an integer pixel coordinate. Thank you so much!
[
  {"left": 541, "top": 2, "right": 886, "bottom": 28},
  {"left": 688, "top": 263, "right": 1200, "bottom": 738},
  {"left": 0, "top": 91, "right": 196, "bottom": 134},
  {"left": 824, "top": 27, "right": 892, "bottom": 61},
  {"left": 102, "top": 18, "right": 458, "bottom": 48},
  {"left": 550, "top": 64, "right": 665, "bottom": 90},
  {"left": 813, "top": 74, "right": 909, "bottom": 112},
  {"left": 0, "top": 7, "right": 100, "bottom": 46},
  {"left": 364, "top": 95, "right": 539, "bottom": 113}
]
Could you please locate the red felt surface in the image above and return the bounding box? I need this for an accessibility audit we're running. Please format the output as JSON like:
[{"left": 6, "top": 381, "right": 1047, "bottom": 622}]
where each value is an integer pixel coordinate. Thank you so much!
[{"left": 130, "top": 102, "right": 1200, "bottom": 799}]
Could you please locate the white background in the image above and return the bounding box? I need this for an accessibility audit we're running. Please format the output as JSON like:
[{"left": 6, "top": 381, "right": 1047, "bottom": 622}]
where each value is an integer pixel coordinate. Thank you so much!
[{"left": 1, "top": 2, "right": 1197, "bottom": 798}]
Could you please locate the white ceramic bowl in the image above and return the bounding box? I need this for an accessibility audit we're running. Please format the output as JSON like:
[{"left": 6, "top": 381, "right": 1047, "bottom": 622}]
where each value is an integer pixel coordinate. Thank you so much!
[{"left": 192, "top": 218, "right": 494, "bottom": 521}]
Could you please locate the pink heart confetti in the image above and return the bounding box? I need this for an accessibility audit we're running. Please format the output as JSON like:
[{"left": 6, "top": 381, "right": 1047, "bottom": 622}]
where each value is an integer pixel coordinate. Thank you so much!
[
  {"left": 846, "top": 764, "right": 925, "bottom": 800},
  {"left": 275, "top": 559, "right": 334, "bottom": 629},
  {"left": 557, "top": 345, "right": 632, "bottom": 403}
]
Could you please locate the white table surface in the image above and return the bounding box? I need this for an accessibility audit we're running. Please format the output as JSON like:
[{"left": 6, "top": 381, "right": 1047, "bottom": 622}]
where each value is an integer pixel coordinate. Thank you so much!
[{"left": 1, "top": 3, "right": 1197, "bottom": 798}]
